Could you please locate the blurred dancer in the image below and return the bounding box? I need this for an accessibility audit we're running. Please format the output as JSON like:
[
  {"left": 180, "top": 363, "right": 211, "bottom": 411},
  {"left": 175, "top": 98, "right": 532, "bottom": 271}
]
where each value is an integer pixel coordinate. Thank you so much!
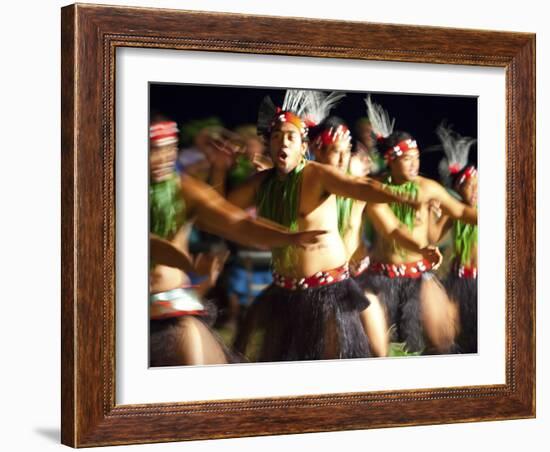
[
  {"left": 361, "top": 97, "right": 478, "bottom": 354},
  {"left": 223, "top": 89, "right": 421, "bottom": 362},
  {"left": 310, "top": 116, "right": 441, "bottom": 357},
  {"left": 429, "top": 123, "right": 478, "bottom": 353},
  {"left": 354, "top": 116, "right": 385, "bottom": 175},
  {"left": 149, "top": 119, "right": 325, "bottom": 366}
]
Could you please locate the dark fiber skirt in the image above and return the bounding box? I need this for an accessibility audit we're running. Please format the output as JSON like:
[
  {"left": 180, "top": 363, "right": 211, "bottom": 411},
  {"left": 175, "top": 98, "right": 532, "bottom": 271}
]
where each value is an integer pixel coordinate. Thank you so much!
[
  {"left": 234, "top": 278, "right": 371, "bottom": 362},
  {"left": 355, "top": 271, "right": 426, "bottom": 353},
  {"left": 445, "top": 273, "right": 478, "bottom": 353},
  {"left": 149, "top": 299, "right": 242, "bottom": 366}
]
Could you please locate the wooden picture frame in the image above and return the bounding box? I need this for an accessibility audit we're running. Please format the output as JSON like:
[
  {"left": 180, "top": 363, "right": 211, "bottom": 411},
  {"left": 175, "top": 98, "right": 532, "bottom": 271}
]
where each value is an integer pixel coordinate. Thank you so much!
[{"left": 61, "top": 3, "right": 535, "bottom": 447}]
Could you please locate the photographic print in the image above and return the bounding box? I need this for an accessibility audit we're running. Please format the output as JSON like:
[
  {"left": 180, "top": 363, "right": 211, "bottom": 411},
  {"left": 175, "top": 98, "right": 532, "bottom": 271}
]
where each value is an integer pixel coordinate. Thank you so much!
[
  {"left": 61, "top": 4, "right": 534, "bottom": 446},
  {"left": 148, "top": 84, "right": 478, "bottom": 367}
]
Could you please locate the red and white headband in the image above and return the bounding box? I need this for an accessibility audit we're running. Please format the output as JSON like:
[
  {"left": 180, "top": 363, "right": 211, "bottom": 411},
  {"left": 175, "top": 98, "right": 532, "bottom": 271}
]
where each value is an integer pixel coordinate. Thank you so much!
[
  {"left": 313, "top": 125, "right": 351, "bottom": 148},
  {"left": 455, "top": 165, "right": 477, "bottom": 188},
  {"left": 150, "top": 121, "right": 179, "bottom": 147},
  {"left": 384, "top": 138, "right": 418, "bottom": 162},
  {"left": 269, "top": 109, "right": 312, "bottom": 138}
]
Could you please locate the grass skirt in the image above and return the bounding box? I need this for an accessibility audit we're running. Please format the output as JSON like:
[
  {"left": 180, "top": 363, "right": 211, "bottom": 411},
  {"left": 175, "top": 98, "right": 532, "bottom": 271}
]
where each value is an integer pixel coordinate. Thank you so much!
[
  {"left": 234, "top": 278, "right": 371, "bottom": 362},
  {"left": 355, "top": 271, "right": 426, "bottom": 353},
  {"left": 149, "top": 299, "right": 242, "bottom": 366},
  {"left": 445, "top": 267, "right": 478, "bottom": 353}
]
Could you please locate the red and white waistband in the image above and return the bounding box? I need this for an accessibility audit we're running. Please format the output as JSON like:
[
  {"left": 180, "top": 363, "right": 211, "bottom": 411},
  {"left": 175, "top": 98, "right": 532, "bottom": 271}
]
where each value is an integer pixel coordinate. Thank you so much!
[
  {"left": 273, "top": 263, "right": 350, "bottom": 290},
  {"left": 149, "top": 286, "right": 205, "bottom": 320},
  {"left": 455, "top": 265, "right": 478, "bottom": 279},
  {"left": 368, "top": 258, "right": 433, "bottom": 279},
  {"left": 350, "top": 255, "right": 371, "bottom": 277}
]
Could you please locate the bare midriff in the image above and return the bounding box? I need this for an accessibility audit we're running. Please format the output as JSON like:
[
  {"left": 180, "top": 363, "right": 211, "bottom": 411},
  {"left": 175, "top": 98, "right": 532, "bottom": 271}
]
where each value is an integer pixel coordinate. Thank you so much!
[
  {"left": 272, "top": 194, "right": 348, "bottom": 278},
  {"left": 370, "top": 197, "right": 430, "bottom": 265}
]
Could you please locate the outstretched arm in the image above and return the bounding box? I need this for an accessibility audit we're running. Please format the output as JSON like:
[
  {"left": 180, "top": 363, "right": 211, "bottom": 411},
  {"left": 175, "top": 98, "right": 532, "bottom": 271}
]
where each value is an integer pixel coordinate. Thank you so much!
[
  {"left": 312, "top": 161, "right": 418, "bottom": 206},
  {"left": 427, "top": 200, "right": 453, "bottom": 244},
  {"left": 198, "top": 130, "right": 241, "bottom": 195},
  {"left": 181, "top": 174, "right": 324, "bottom": 249}
]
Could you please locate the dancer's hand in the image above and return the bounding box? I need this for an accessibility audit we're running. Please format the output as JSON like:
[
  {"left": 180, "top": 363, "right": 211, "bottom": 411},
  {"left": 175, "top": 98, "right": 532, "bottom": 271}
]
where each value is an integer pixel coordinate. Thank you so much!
[
  {"left": 204, "top": 136, "right": 237, "bottom": 170},
  {"left": 203, "top": 127, "right": 249, "bottom": 170},
  {"left": 194, "top": 250, "right": 230, "bottom": 286},
  {"left": 420, "top": 245, "right": 442, "bottom": 270},
  {"left": 429, "top": 199, "right": 443, "bottom": 220}
]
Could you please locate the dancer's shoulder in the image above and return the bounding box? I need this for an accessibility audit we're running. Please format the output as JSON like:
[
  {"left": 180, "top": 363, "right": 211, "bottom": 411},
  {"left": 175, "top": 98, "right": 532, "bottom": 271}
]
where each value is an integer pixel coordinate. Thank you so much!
[{"left": 417, "top": 176, "right": 444, "bottom": 193}]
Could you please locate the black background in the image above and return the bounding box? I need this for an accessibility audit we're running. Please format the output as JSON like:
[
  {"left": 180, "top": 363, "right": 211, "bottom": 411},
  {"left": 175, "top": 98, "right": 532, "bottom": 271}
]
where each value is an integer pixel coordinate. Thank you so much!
[{"left": 150, "top": 83, "right": 478, "bottom": 180}]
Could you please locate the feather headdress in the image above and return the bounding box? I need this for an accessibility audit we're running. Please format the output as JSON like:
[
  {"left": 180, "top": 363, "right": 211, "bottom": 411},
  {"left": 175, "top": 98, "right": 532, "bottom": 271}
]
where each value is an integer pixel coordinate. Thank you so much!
[
  {"left": 365, "top": 95, "right": 418, "bottom": 162},
  {"left": 257, "top": 89, "right": 345, "bottom": 139},
  {"left": 365, "top": 94, "right": 395, "bottom": 140},
  {"left": 300, "top": 91, "right": 346, "bottom": 127},
  {"left": 436, "top": 122, "right": 477, "bottom": 188}
]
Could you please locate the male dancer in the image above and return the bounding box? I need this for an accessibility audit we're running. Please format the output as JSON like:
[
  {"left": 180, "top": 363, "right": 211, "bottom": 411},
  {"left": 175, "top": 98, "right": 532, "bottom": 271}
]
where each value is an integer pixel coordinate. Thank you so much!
[
  {"left": 353, "top": 117, "right": 385, "bottom": 175},
  {"left": 429, "top": 124, "right": 478, "bottom": 353},
  {"left": 148, "top": 118, "right": 325, "bottom": 366},
  {"left": 309, "top": 116, "right": 441, "bottom": 357},
  {"left": 225, "top": 90, "right": 421, "bottom": 362},
  {"left": 359, "top": 98, "right": 478, "bottom": 353}
]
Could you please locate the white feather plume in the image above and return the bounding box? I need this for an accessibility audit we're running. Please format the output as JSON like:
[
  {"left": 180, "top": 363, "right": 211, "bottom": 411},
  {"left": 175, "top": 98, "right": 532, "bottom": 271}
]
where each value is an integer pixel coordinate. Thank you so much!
[
  {"left": 436, "top": 122, "right": 476, "bottom": 185},
  {"left": 365, "top": 95, "right": 395, "bottom": 138},
  {"left": 304, "top": 91, "right": 346, "bottom": 126},
  {"left": 282, "top": 89, "right": 308, "bottom": 115},
  {"left": 258, "top": 90, "right": 345, "bottom": 136}
]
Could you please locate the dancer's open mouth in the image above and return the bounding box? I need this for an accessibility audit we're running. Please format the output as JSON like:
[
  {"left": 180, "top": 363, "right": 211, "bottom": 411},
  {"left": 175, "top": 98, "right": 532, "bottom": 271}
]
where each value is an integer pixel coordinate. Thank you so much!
[{"left": 277, "top": 150, "right": 288, "bottom": 163}]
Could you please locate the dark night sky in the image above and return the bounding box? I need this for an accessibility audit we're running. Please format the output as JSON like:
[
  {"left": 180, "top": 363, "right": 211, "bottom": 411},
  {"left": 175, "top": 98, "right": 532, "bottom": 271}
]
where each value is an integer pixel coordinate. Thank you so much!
[{"left": 150, "top": 83, "right": 477, "bottom": 180}]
